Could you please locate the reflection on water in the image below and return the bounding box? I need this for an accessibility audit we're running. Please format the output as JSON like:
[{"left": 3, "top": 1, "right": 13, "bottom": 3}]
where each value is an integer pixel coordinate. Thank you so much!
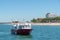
[{"left": 13, "top": 35, "right": 32, "bottom": 40}]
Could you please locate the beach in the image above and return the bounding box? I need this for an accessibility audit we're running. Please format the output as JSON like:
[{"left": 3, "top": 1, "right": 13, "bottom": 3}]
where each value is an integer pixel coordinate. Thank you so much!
[
  {"left": 31, "top": 23, "right": 60, "bottom": 25},
  {"left": 0, "top": 22, "right": 60, "bottom": 26}
]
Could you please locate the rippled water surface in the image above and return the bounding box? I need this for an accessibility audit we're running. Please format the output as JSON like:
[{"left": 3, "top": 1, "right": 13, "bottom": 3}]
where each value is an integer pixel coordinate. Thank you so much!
[{"left": 0, "top": 24, "right": 60, "bottom": 40}]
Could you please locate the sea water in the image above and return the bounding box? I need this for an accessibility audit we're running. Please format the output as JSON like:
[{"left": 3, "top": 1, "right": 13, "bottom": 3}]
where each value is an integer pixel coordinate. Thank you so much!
[{"left": 0, "top": 24, "right": 60, "bottom": 40}]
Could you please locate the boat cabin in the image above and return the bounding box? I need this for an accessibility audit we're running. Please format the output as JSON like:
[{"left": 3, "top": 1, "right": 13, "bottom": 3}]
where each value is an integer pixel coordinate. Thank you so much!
[{"left": 12, "top": 23, "right": 31, "bottom": 30}]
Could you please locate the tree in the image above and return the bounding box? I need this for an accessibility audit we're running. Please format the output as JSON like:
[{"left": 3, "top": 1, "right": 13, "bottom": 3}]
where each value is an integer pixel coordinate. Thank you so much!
[
  {"left": 31, "top": 18, "right": 37, "bottom": 23},
  {"left": 54, "top": 17, "right": 60, "bottom": 20}
]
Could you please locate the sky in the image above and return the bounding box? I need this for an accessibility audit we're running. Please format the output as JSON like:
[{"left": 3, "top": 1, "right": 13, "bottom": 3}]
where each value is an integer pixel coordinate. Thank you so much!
[{"left": 0, "top": 0, "right": 60, "bottom": 22}]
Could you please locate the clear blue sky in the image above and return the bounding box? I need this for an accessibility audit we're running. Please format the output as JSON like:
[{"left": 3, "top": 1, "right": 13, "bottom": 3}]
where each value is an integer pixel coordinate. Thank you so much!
[{"left": 0, "top": 0, "right": 60, "bottom": 22}]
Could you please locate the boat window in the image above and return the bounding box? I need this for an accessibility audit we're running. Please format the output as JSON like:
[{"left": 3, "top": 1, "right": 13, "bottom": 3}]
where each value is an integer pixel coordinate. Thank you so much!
[
  {"left": 19, "top": 26, "right": 22, "bottom": 29},
  {"left": 22, "top": 26, "right": 24, "bottom": 28},
  {"left": 25, "top": 25, "right": 27, "bottom": 27},
  {"left": 14, "top": 27, "right": 17, "bottom": 29}
]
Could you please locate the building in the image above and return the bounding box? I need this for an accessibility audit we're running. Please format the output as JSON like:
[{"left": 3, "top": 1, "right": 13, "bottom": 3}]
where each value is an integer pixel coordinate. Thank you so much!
[
  {"left": 37, "top": 18, "right": 43, "bottom": 21},
  {"left": 46, "top": 13, "right": 57, "bottom": 18}
]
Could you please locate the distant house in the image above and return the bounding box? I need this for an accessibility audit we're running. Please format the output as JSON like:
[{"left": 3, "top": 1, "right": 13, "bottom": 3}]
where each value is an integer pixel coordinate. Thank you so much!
[
  {"left": 37, "top": 18, "right": 43, "bottom": 21},
  {"left": 36, "top": 18, "right": 44, "bottom": 22}
]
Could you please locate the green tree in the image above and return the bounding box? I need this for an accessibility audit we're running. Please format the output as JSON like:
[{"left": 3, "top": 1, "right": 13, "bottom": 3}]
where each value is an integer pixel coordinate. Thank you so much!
[
  {"left": 54, "top": 17, "right": 60, "bottom": 20},
  {"left": 41, "top": 18, "right": 53, "bottom": 23},
  {"left": 31, "top": 18, "right": 37, "bottom": 23}
]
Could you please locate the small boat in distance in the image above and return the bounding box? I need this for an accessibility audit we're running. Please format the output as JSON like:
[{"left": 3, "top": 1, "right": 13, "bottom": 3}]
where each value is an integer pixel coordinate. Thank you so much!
[{"left": 11, "top": 21, "right": 32, "bottom": 35}]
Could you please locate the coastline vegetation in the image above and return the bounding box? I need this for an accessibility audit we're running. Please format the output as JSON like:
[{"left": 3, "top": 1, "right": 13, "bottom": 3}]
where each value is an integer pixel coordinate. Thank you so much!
[{"left": 31, "top": 17, "right": 60, "bottom": 23}]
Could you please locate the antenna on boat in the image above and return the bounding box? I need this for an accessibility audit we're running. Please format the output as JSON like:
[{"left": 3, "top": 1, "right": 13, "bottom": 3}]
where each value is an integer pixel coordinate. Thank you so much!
[{"left": 22, "top": 17, "right": 26, "bottom": 23}]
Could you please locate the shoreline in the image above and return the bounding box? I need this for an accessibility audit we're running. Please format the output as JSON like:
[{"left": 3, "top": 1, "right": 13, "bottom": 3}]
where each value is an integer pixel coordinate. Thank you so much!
[
  {"left": 0, "top": 22, "right": 60, "bottom": 26},
  {"left": 31, "top": 23, "right": 60, "bottom": 25}
]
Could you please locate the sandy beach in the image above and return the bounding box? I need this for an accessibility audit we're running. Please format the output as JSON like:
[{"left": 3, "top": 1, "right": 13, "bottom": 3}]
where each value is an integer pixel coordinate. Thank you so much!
[
  {"left": 0, "top": 22, "right": 60, "bottom": 26},
  {"left": 31, "top": 23, "right": 60, "bottom": 25}
]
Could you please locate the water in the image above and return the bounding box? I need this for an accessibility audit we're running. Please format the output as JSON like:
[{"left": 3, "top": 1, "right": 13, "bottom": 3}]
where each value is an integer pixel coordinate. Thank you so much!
[{"left": 0, "top": 24, "right": 60, "bottom": 40}]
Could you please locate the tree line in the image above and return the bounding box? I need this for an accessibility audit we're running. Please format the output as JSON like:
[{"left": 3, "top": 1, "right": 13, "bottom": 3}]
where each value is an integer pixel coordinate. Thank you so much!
[{"left": 31, "top": 17, "right": 60, "bottom": 23}]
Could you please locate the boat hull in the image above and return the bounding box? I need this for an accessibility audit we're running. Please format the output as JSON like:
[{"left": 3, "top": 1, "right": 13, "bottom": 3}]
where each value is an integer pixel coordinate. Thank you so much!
[{"left": 11, "top": 29, "right": 32, "bottom": 35}]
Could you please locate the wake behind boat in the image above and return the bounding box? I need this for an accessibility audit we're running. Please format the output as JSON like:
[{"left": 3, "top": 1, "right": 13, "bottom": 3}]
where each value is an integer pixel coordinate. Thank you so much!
[{"left": 11, "top": 21, "right": 32, "bottom": 35}]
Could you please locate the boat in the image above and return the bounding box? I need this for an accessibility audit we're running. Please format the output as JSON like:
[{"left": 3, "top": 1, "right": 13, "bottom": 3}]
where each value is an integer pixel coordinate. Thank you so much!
[{"left": 11, "top": 21, "right": 32, "bottom": 35}]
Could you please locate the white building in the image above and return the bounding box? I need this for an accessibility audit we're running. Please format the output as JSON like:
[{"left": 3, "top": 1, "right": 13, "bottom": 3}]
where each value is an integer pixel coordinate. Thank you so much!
[{"left": 46, "top": 13, "right": 58, "bottom": 18}]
